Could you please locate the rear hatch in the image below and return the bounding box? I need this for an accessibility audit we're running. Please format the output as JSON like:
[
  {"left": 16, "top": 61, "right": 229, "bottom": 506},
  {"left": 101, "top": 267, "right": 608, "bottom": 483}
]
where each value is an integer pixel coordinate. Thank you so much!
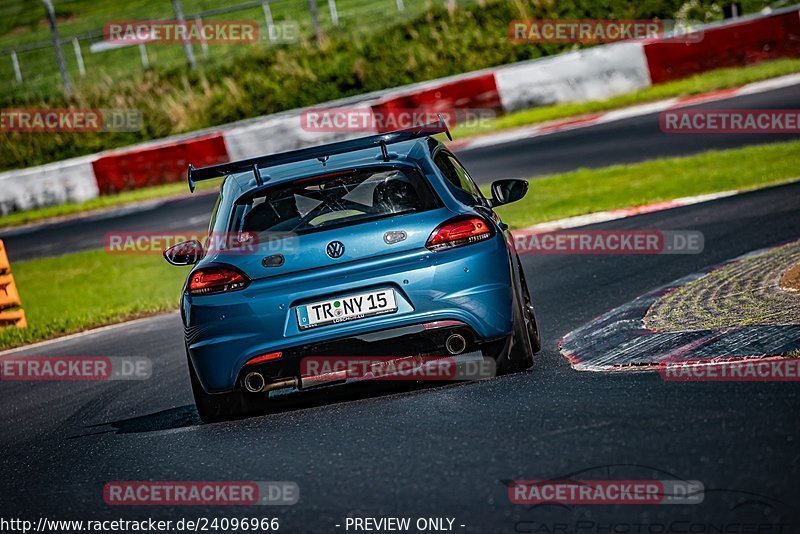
[{"left": 208, "top": 165, "right": 447, "bottom": 281}]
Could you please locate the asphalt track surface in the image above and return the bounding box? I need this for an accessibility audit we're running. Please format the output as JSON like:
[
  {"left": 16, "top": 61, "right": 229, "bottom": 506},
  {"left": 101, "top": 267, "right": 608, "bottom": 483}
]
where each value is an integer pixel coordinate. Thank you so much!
[
  {"left": 2, "top": 181, "right": 799, "bottom": 531},
  {"left": 2, "top": 83, "right": 799, "bottom": 262}
]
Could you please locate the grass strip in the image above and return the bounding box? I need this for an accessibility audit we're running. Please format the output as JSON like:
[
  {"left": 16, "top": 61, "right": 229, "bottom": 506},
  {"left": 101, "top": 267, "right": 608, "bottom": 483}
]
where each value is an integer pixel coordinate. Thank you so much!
[{"left": 493, "top": 140, "right": 800, "bottom": 229}]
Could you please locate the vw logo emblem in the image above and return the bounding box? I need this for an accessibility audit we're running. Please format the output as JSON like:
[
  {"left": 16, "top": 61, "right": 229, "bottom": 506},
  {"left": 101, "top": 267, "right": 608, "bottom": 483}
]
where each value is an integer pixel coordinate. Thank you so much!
[{"left": 326, "top": 241, "right": 345, "bottom": 258}]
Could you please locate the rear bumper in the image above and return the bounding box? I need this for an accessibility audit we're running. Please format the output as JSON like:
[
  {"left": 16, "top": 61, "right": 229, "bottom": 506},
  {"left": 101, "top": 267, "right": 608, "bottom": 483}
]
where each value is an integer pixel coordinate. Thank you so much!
[
  {"left": 183, "top": 236, "right": 514, "bottom": 393},
  {"left": 237, "top": 320, "right": 507, "bottom": 392}
]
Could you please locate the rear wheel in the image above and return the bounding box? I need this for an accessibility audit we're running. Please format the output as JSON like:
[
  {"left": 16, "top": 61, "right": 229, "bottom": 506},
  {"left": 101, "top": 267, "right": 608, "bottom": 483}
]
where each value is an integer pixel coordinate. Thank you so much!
[
  {"left": 187, "top": 353, "right": 262, "bottom": 423},
  {"left": 496, "top": 268, "right": 538, "bottom": 373},
  {"left": 519, "top": 265, "right": 541, "bottom": 354}
]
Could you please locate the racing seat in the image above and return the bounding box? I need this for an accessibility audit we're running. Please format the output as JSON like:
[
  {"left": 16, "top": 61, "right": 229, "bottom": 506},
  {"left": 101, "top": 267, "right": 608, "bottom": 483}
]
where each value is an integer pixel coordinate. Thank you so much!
[
  {"left": 372, "top": 177, "right": 420, "bottom": 214},
  {"left": 243, "top": 196, "right": 301, "bottom": 233}
]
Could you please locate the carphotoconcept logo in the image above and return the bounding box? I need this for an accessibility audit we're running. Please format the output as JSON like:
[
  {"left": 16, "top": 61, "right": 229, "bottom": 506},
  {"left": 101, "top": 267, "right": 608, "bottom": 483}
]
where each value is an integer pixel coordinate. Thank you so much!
[
  {"left": 661, "top": 109, "right": 800, "bottom": 134},
  {"left": 1, "top": 108, "right": 142, "bottom": 132},
  {"left": 512, "top": 230, "right": 704, "bottom": 255},
  {"left": 0, "top": 356, "right": 151, "bottom": 381}
]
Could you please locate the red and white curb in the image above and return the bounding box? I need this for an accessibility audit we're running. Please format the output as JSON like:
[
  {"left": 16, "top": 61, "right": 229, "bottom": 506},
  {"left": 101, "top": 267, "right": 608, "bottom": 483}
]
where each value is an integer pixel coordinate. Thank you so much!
[
  {"left": 449, "top": 72, "right": 800, "bottom": 153},
  {"left": 559, "top": 239, "right": 800, "bottom": 372}
]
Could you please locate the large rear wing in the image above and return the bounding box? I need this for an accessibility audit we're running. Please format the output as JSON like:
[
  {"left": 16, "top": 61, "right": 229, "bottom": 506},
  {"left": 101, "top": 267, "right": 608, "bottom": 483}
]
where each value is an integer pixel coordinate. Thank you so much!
[{"left": 187, "top": 116, "right": 452, "bottom": 192}]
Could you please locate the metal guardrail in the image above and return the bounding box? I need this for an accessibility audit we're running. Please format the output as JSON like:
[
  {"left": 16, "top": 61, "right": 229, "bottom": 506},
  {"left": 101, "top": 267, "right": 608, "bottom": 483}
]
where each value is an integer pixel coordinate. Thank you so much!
[{"left": 0, "top": 0, "right": 430, "bottom": 94}]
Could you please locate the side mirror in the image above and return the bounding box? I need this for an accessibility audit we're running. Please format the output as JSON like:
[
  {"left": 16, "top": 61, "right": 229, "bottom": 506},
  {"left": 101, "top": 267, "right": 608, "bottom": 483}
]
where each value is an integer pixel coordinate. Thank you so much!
[
  {"left": 490, "top": 179, "right": 528, "bottom": 207},
  {"left": 163, "top": 240, "right": 203, "bottom": 266}
]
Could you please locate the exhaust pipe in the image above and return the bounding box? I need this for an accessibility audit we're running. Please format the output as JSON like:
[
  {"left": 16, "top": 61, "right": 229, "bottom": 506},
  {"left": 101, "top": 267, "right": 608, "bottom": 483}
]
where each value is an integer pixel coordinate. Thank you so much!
[
  {"left": 244, "top": 372, "right": 266, "bottom": 393},
  {"left": 244, "top": 373, "right": 299, "bottom": 393},
  {"left": 445, "top": 333, "right": 467, "bottom": 355}
]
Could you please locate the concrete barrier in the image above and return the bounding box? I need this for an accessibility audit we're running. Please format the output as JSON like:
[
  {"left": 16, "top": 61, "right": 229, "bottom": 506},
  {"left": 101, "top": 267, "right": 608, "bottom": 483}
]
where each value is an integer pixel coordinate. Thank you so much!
[
  {"left": 0, "top": 156, "right": 98, "bottom": 215},
  {"left": 495, "top": 42, "right": 652, "bottom": 111},
  {"left": 224, "top": 104, "right": 378, "bottom": 161}
]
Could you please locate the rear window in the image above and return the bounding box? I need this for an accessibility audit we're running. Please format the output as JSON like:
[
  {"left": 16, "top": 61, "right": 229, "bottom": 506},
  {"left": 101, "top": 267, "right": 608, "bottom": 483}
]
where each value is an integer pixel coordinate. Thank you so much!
[{"left": 229, "top": 167, "right": 440, "bottom": 235}]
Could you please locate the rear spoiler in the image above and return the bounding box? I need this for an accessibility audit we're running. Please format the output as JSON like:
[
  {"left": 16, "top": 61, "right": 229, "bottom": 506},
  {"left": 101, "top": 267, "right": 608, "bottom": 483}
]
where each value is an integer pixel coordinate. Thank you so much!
[{"left": 187, "top": 116, "right": 452, "bottom": 192}]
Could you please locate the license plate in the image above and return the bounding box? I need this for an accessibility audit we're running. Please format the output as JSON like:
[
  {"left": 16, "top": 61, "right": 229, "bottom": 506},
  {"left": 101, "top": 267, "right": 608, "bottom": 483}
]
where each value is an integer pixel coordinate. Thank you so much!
[{"left": 296, "top": 289, "right": 398, "bottom": 329}]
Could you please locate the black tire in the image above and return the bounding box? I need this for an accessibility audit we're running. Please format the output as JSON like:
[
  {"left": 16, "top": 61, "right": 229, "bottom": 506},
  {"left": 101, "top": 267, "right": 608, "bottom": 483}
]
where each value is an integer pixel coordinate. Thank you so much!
[
  {"left": 496, "top": 266, "right": 538, "bottom": 373},
  {"left": 519, "top": 263, "right": 541, "bottom": 354},
  {"left": 187, "top": 353, "right": 260, "bottom": 423}
]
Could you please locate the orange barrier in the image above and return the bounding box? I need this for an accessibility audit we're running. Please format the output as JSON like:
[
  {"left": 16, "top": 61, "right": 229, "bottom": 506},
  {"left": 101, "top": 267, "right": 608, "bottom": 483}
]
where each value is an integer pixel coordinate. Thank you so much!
[{"left": 0, "top": 240, "right": 27, "bottom": 329}]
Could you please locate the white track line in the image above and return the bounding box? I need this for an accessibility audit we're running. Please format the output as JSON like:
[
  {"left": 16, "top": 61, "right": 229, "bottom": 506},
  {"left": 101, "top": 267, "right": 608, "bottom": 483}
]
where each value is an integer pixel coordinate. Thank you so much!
[
  {"left": 524, "top": 191, "right": 743, "bottom": 232},
  {"left": 0, "top": 311, "right": 179, "bottom": 356}
]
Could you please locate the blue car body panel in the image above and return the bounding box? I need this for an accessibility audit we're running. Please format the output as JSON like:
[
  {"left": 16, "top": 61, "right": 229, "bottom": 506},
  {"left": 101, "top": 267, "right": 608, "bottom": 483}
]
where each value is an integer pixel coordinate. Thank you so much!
[{"left": 181, "top": 137, "right": 520, "bottom": 393}]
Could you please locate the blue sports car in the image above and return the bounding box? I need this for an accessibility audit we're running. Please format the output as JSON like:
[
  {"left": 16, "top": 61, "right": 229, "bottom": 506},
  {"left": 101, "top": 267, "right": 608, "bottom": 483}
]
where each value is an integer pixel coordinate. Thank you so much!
[{"left": 165, "top": 119, "right": 540, "bottom": 422}]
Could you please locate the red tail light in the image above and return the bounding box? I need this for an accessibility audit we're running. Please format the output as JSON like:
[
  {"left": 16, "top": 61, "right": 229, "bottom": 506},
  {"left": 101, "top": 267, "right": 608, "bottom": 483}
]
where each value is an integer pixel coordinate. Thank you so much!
[
  {"left": 426, "top": 216, "right": 493, "bottom": 251},
  {"left": 246, "top": 351, "right": 282, "bottom": 366},
  {"left": 188, "top": 266, "right": 250, "bottom": 295}
]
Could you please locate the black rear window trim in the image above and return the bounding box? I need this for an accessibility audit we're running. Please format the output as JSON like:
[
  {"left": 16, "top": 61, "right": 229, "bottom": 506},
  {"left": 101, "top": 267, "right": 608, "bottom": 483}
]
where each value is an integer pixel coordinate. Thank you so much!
[{"left": 226, "top": 163, "right": 443, "bottom": 237}]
